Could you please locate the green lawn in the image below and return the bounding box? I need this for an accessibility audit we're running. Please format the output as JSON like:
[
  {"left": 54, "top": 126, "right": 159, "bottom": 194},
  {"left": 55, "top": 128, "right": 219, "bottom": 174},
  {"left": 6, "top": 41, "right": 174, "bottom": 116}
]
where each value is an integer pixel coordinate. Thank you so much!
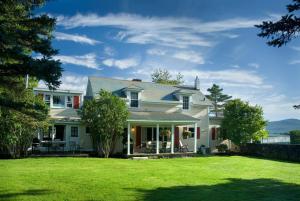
[{"left": 1, "top": 156, "right": 300, "bottom": 201}]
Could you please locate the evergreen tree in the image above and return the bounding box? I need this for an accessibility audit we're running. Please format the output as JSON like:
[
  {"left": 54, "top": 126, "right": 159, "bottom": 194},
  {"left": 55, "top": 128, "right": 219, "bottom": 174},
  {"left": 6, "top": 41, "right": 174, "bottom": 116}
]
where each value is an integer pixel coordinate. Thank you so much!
[
  {"left": 0, "top": 0, "right": 62, "bottom": 114},
  {"left": 256, "top": 0, "right": 300, "bottom": 47},
  {"left": 206, "top": 84, "right": 232, "bottom": 117}
]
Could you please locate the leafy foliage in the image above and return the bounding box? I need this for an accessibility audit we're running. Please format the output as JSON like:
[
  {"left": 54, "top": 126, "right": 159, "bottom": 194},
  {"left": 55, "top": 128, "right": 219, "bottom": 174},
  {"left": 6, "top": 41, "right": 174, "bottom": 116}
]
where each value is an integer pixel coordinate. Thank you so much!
[
  {"left": 206, "top": 84, "right": 232, "bottom": 117},
  {"left": 256, "top": 0, "right": 300, "bottom": 47},
  {"left": 80, "top": 90, "right": 129, "bottom": 158},
  {"left": 221, "top": 99, "right": 268, "bottom": 145},
  {"left": 0, "top": 0, "right": 62, "bottom": 115},
  {"left": 289, "top": 130, "right": 300, "bottom": 144},
  {"left": 216, "top": 144, "right": 228, "bottom": 153},
  {"left": 151, "top": 68, "right": 184, "bottom": 85},
  {"left": 0, "top": 78, "right": 49, "bottom": 158}
]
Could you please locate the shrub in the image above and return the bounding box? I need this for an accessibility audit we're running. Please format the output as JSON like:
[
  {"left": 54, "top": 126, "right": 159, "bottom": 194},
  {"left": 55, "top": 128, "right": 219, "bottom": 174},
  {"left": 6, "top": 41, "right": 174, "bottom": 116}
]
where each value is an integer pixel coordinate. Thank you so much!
[
  {"left": 216, "top": 144, "right": 228, "bottom": 153},
  {"left": 289, "top": 130, "right": 300, "bottom": 144}
]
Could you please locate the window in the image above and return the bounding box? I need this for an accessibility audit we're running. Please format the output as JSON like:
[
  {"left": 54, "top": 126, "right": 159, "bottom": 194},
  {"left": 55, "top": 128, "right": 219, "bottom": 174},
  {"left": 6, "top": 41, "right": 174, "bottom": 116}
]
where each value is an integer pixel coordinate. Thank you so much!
[
  {"left": 44, "top": 95, "right": 50, "bottom": 106},
  {"left": 188, "top": 127, "right": 195, "bottom": 138},
  {"left": 183, "top": 96, "right": 189, "bottom": 110},
  {"left": 67, "top": 96, "right": 73, "bottom": 108},
  {"left": 71, "top": 127, "right": 78, "bottom": 137},
  {"left": 146, "top": 128, "right": 152, "bottom": 141},
  {"left": 53, "top": 95, "right": 65, "bottom": 108},
  {"left": 86, "top": 127, "right": 90, "bottom": 134},
  {"left": 130, "top": 92, "right": 139, "bottom": 107}
]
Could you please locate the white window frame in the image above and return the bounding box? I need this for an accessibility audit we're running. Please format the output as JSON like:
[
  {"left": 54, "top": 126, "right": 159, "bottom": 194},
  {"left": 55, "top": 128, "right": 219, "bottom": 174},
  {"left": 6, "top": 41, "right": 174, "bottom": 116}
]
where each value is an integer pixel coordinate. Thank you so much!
[
  {"left": 52, "top": 95, "right": 65, "bottom": 108},
  {"left": 66, "top": 96, "right": 73, "bottom": 108},
  {"left": 188, "top": 127, "right": 195, "bottom": 138},
  {"left": 44, "top": 94, "right": 51, "bottom": 106},
  {"left": 182, "top": 96, "right": 190, "bottom": 110},
  {"left": 71, "top": 126, "right": 78, "bottom": 137},
  {"left": 130, "top": 92, "right": 139, "bottom": 108}
]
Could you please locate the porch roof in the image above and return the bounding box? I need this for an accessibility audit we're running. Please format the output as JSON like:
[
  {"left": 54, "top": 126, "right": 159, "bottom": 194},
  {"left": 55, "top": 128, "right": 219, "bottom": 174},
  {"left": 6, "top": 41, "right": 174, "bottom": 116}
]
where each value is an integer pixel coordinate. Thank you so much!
[{"left": 128, "top": 111, "right": 199, "bottom": 124}]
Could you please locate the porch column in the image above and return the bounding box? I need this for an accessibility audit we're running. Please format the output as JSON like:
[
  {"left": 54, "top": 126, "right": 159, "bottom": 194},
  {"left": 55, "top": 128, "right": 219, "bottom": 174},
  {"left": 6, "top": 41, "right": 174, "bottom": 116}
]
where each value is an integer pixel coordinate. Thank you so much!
[
  {"left": 156, "top": 124, "right": 159, "bottom": 154},
  {"left": 171, "top": 124, "right": 174, "bottom": 154},
  {"left": 194, "top": 123, "right": 197, "bottom": 153},
  {"left": 127, "top": 122, "right": 131, "bottom": 155}
]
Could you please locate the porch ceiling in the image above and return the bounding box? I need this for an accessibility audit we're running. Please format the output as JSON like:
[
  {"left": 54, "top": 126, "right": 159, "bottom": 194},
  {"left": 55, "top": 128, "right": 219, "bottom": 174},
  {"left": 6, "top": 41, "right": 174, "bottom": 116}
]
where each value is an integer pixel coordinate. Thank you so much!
[{"left": 128, "top": 111, "right": 199, "bottom": 125}]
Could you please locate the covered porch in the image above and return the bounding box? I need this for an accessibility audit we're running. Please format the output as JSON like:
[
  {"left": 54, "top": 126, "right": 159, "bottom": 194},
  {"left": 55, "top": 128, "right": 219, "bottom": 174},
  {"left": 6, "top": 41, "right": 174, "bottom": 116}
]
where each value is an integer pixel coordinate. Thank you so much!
[{"left": 126, "top": 111, "right": 200, "bottom": 155}]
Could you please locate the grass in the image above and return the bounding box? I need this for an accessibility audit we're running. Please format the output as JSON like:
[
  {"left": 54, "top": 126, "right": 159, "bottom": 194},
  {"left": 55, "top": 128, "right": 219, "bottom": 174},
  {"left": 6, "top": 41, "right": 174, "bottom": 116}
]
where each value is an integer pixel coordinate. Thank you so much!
[{"left": 1, "top": 156, "right": 300, "bottom": 201}]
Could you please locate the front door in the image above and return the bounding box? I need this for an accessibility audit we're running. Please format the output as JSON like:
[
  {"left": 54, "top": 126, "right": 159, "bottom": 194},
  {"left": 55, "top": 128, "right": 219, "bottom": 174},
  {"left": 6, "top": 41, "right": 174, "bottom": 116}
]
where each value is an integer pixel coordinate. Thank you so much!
[
  {"left": 55, "top": 125, "right": 65, "bottom": 141},
  {"left": 135, "top": 126, "right": 141, "bottom": 148}
]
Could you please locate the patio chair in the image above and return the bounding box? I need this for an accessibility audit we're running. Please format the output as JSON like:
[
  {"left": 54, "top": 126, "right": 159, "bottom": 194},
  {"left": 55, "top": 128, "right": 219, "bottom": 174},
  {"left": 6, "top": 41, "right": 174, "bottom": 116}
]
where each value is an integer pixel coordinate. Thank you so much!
[
  {"left": 179, "top": 140, "right": 189, "bottom": 152},
  {"left": 69, "top": 141, "right": 77, "bottom": 154},
  {"left": 31, "top": 138, "right": 40, "bottom": 154},
  {"left": 146, "top": 141, "right": 154, "bottom": 153},
  {"left": 162, "top": 142, "right": 171, "bottom": 153}
]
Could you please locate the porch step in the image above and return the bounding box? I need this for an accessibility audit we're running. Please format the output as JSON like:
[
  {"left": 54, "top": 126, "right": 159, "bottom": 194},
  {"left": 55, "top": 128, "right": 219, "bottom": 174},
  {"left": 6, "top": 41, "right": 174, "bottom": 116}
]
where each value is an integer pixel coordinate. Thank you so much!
[{"left": 131, "top": 157, "right": 149, "bottom": 160}]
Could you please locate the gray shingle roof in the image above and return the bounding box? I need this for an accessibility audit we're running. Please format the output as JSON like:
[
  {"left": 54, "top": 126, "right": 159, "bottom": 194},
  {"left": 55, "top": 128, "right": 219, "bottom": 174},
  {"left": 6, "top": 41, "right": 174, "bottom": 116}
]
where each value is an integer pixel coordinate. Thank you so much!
[
  {"left": 87, "top": 76, "right": 211, "bottom": 105},
  {"left": 129, "top": 111, "right": 199, "bottom": 122}
]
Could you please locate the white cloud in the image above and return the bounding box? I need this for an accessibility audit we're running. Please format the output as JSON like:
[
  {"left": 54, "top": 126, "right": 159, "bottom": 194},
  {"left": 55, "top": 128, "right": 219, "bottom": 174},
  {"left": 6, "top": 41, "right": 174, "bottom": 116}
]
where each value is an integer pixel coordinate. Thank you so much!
[
  {"left": 289, "top": 60, "right": 300, "bottom": 65},
  {"left": 147, "top": 48, "right": 167, "bottom": 56},
  {"left": 38, "top": 74, "right": 88, "bottom": 94},
  {"left": 56, "top": 13, "right": 267, "bottom": 48},
  {"left": 54, "top": 32, "right": 101, "bottom": 45},
  {"left": 248, "top": 63, "right": 260, "bottom": 69},
  {"left": 104, "top": 46, "right": 116, "bottom": 56},
  {"left": 231, "top": 64, "right": 240, "bottom": 68},
  {"left": 172, "top": 51, "right": 205, "bottom": 64},
  {"left": 53, "top": 53, "right": 101, "bottom": 70},
  {"left": 103, "top": 58, "right": 139, "bottom": 69}
]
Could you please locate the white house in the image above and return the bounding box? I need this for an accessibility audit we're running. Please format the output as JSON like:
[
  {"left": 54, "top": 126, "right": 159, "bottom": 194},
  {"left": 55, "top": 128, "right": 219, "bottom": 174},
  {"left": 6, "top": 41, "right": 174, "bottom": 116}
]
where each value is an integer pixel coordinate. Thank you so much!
[{"left": 34, "top": 76, "right": 221, "bottom": 155}]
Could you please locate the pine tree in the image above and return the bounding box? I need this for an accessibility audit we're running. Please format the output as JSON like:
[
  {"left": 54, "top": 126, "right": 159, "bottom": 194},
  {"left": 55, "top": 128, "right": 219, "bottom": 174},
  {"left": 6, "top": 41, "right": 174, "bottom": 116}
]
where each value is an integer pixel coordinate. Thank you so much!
[{"left": 206, "top": 84, "right": 232, "bottom": 117}]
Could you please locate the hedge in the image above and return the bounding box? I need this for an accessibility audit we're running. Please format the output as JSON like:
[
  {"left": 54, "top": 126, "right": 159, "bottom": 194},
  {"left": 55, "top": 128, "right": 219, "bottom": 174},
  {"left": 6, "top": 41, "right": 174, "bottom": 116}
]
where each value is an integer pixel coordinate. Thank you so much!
[
  {"left": 240, "top": 143, "right": 300, "bottom": 162},
  {"left": 289, "top": 130, "right": 300, "bottom": 144}
]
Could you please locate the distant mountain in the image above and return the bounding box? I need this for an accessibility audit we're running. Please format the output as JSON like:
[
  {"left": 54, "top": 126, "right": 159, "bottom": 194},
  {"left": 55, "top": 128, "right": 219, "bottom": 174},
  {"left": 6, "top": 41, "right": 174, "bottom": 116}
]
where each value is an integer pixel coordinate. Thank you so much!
[{"left": 267, "top": 119, "right": 300, "bottom": 135}]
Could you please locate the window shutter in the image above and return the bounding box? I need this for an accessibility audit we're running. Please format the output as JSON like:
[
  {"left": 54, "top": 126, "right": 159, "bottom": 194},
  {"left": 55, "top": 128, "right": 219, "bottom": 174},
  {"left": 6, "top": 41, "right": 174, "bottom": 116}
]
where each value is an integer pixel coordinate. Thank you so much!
[
  {"left": 175, "top": 127, "right": 179, "bottom": 147},
  {"left": 73, "top": 96, "right": 80, "bottom": 109},
  {"left": 197, "top": 127, "right": 200, "bottom": 139},
  {"left": 212, "top": 127, "right": 216, "bottom": 140},
  {"left": 136, "top": 126, "right": 141, "bottom": 147}
]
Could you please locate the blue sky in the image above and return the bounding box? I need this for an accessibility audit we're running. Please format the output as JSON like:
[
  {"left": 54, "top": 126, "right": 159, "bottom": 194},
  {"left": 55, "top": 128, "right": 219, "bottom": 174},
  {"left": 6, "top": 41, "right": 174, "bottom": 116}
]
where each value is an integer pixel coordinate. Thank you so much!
[{"left": 37, "top": 0, "right": 300, "bottom": 121}]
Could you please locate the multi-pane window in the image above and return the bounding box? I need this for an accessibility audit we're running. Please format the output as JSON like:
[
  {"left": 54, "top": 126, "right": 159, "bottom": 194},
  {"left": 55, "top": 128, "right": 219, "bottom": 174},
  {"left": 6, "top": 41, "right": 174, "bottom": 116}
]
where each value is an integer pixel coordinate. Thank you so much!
[
  {"left": 71, "top": 127, "right": 78, "bottom": 137},
  {"left": 53, "top": 95, "right": 65, "bottom": 108},
  {"left": 67, "top": 96, "right": 73, "bottom": 108},
  {"left": 130, "top": 92, "right": 139, "bottom": 107},
  {"left": 188, "top": 127, "right": 195, "bottom": 138},
  {"left": 44, "top": 95, "right": 51, "bottom": 106},
  {"left": 183, "top": 96, "right": 189, "bottom": 110}
]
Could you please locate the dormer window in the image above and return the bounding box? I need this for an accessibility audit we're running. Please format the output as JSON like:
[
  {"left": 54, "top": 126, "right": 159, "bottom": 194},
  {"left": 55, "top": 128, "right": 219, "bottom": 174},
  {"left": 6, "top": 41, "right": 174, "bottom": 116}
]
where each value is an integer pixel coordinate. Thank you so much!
[
  {"left": 67, "top": 96, "right": 73, "bottom": 108},
  {"left": 53, "top": 95, "right": 65, "bottom": 108},
  {"left": 44, "top": 95, "right": 50, "bottom": 106},
  {"left": 183, "top": 96, "right": 189, "bottom": 110},
  {"left": 130, "top": 92, "right": 139, "bottom": 107}
]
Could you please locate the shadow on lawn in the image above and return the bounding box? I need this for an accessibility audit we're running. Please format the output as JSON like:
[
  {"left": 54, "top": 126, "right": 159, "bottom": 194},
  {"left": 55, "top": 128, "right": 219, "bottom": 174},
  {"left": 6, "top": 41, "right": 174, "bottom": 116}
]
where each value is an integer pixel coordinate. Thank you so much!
[
  {"left": 0, "top": 189, "right": 52, "bottom": 200},
  {"left": 132, "top": 178, "right": 300, "bottom": 201}
]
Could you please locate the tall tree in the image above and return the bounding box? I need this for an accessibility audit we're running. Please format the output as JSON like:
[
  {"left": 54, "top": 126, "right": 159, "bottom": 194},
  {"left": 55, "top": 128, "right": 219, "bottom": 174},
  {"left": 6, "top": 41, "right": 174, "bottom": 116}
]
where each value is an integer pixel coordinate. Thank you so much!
[
  {"left": 256, "top": 0, "right": 300, "bottom": 109},
  {"left": 221, "top": 99, "right": 268, "bottom": 145},
  {"left": 256, "top": 0, "right": 300, "bottom": 47},
  {"left": 0, "top": 78, "right": 49, "bottom": 158},
  {"left": 151, "top": 68, "right": 184, "bottom": 85},
  {"left": 80, "top": 90, "right": 129, "bottom": 158},
  {"left": 0, "top": 0, "right": 62, "bottom": 114},
  {"left": 206, "top": 84, "right": 232, "bottom": 117}
]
